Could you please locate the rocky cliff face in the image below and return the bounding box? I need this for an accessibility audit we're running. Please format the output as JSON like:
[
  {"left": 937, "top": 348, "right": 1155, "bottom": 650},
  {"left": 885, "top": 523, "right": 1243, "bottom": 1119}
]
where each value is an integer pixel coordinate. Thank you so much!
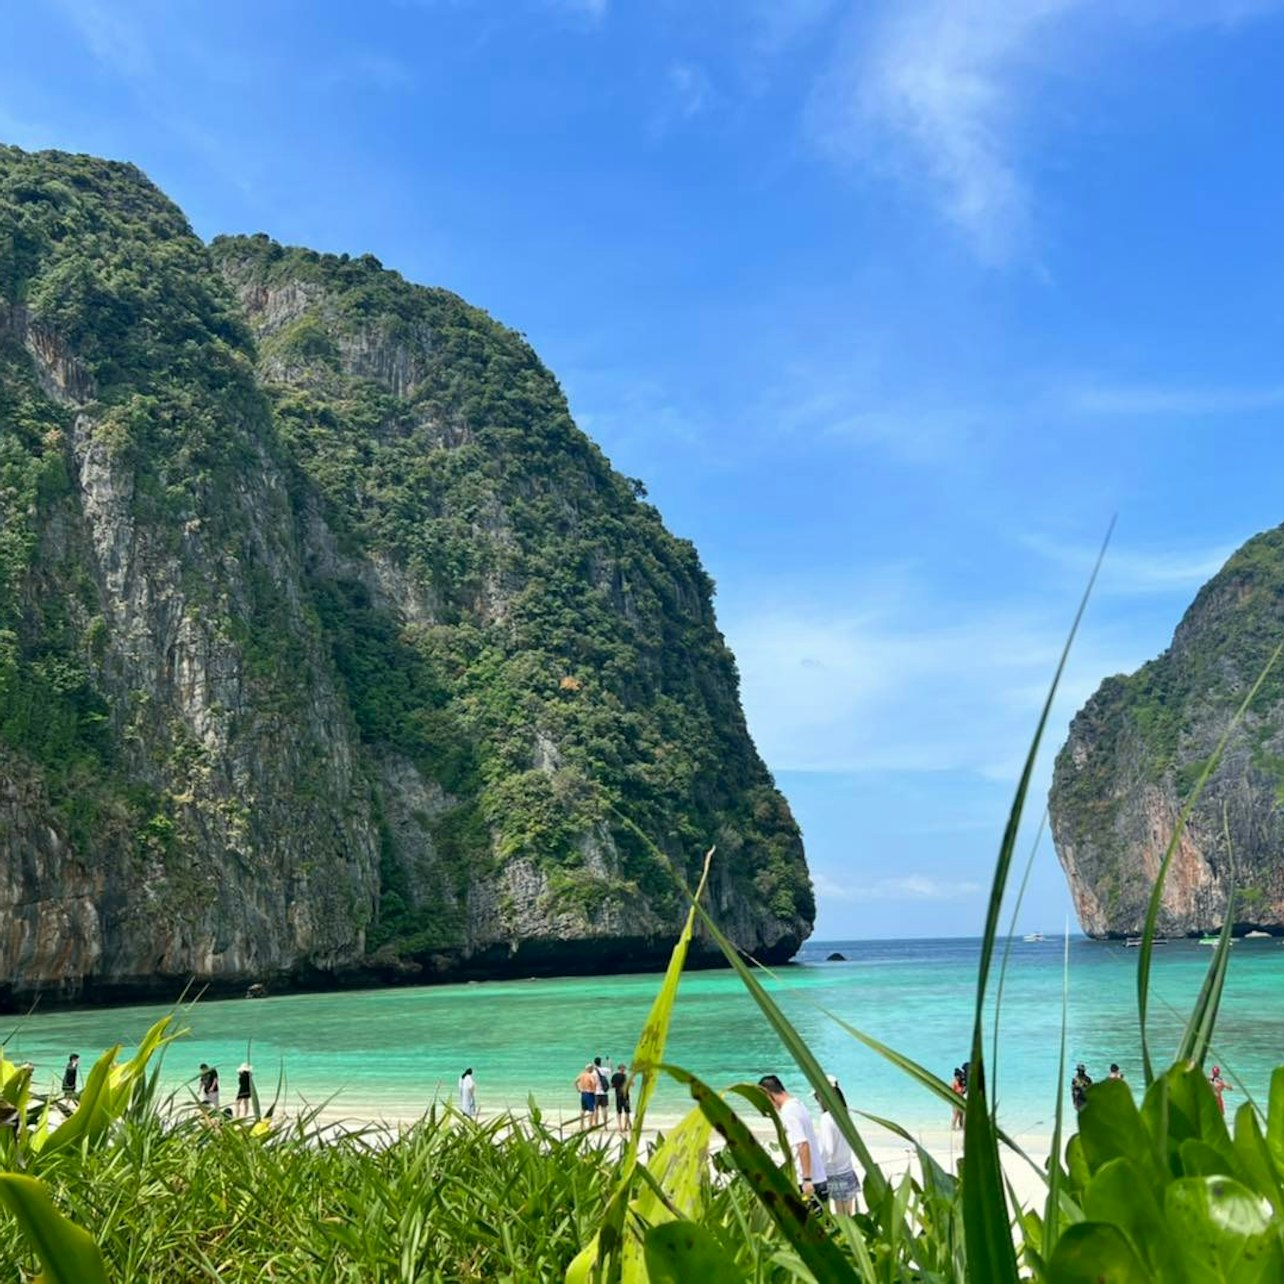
[
  {"left": 0, "top": 146, "right": 812, "bottom": 1006},
  {"left": 1050, "top": 528, "right": 1284, "bottom": 937}
]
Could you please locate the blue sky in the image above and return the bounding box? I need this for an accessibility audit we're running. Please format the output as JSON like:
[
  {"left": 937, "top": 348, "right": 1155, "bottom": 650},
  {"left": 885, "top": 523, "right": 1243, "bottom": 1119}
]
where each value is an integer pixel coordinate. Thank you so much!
[{"left": 5, "top": 0, "right": 1284, "bottom": 938}]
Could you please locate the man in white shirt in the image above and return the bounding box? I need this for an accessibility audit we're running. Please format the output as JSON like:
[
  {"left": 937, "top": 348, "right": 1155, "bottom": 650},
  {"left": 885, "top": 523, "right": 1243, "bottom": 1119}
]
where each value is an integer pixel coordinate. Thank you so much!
[{"left": 758, "top": 1074, "right": 828, "bottom": 1211}]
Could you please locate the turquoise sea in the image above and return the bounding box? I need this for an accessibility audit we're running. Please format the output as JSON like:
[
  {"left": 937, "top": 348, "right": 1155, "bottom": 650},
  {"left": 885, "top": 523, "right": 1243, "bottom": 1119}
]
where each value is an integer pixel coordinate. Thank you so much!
[{"left": 7, "top": 937, "right": 1283, "bottom": 1136}]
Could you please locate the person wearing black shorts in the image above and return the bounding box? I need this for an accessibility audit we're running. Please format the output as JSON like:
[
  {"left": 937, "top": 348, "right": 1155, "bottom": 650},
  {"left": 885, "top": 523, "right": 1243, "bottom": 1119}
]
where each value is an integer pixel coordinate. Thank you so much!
[
  {"left": 593, "top": 1057, "right": 610, "bottom": 1126},
  {"left": 610, "top": 1063, "right": 631, "bottom": 1133}
]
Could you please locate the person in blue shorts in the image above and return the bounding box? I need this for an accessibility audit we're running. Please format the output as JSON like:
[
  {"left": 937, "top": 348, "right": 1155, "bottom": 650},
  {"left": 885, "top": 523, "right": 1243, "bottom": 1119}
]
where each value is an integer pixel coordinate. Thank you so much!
[{"left": 575, "top": 1064, "right": 598, "bottom": 1131}]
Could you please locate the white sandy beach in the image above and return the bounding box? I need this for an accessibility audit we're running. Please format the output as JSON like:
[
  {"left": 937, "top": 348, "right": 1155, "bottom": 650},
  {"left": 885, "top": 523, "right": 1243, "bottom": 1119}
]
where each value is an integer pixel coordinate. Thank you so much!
[{"left": 299, "top": 1095, "right": 1055, "bottom": 1214}]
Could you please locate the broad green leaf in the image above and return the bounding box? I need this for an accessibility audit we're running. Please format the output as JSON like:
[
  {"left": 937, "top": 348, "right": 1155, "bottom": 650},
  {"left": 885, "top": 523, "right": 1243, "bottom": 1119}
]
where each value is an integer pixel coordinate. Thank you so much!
[
  {"left": 663, "top": 1064, "right": 860, "bottom": 1284},
  {"left": 1078, "top": 1080, "right": 1163, "bottom": 1185},
  {"left": 621, "top": 1104, "right": 713, "bottom": 1283},
  {"left": 1143, "top": 1062, "right": 1234, "bottom": 1176},
  {"left": 1233, "top": 1104, "right": 1284, "bottom": 1215},
  {"left": 642, "top": 1221, "right": 744, "bottom": 1284},
  {"left": 0, "top": 1173, "right": 108, "bottom": 1283},
  {"left": 1164, "top": 1176, "right": 1284, "bottom": 1283},
  {"left": 32, "top": 1043, "right": 121, "bottom": 1158},
  {"left": 1065, "top": 1134, "right": 1091, "bottom": 1197},
  {"left": 1181, "top": 1137, "right": 1249, "bottom": 1184},
  {"left": 1047, "top": 1221, "right": 1151, "bottom": 1284},
  {"left": 1081, "top": 1157, "right": 1175, "bottom": 1279},
  {"left": 1267, "top": 1067, "right": 1284, "bottom": 1176}
]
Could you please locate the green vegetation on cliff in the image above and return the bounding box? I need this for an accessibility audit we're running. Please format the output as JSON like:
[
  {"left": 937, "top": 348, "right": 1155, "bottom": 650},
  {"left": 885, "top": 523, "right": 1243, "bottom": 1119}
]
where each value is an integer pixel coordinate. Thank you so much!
[
  {"left": 1050, "top": 525, "right": 1284, "bottom": 937},
  {"left": 0, "top": 145, "right": 811, "bottom": 994}
]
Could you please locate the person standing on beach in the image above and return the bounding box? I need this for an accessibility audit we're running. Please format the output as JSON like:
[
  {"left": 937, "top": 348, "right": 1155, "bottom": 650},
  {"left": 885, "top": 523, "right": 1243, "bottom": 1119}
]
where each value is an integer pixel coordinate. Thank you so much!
[
  {"left": 758, "top": 1074, "right": 828, "bottom": 1213},
  {"left": 593, "top": 1057, "right": 610, "bottom": 1127},
  {"left": 575, "top": 1065, "right": 598, "bottom": 1131},
  {"left": 1209, "top": 1065, "right": 1232, "bottom": 1114},
  {"left": 459, "top": 1068, "right": 477, "bottom": 1120},
  {"left": 950, "top": 1067, "right": 965, "bottom": 1129},
  {"left": 62, "top": 1054, "right": 80, "bottom": 1098},
  {"left": 235, "top": 1064, "right": 253, "bottom": 1118},
  {"left": 199, "top": 1063, "right": 220, "bottom": 1110},
  {"left": 610, "top": 1062, "right": 631, "bottom": 1133},
  {"left": 815, "top": 1078, "right": 859, "bottom": 1215}
]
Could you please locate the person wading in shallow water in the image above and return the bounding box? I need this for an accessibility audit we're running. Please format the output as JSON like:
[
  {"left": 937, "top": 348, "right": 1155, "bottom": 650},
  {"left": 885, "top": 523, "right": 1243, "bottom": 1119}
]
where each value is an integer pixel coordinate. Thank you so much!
[{"left": 758, "top": 1074, "right": 828, "bottom": 1214}]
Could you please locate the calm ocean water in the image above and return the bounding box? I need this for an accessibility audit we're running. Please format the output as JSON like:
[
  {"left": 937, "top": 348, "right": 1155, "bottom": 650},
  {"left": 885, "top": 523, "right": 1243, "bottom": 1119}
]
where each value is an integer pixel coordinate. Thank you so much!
[{"left": 7, "top": 937, "right": 1283, "bottom": 1133}]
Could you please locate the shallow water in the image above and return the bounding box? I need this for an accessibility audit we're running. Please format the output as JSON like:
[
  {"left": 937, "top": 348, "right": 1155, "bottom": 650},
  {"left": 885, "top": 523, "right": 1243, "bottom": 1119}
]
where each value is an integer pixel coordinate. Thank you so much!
[{"left": 7, "top": 936, "right": 1282, "bottom": 1132}]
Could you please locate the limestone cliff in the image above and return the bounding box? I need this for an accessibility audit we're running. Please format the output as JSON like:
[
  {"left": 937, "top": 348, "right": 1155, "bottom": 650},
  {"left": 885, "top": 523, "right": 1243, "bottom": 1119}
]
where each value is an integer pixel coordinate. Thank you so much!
[
  {"left": 0, "top": 146, "right": 812, "bottom": 1006},
  {"left": 1050, "top": 527, "right": 1284, "bottom": 937}
]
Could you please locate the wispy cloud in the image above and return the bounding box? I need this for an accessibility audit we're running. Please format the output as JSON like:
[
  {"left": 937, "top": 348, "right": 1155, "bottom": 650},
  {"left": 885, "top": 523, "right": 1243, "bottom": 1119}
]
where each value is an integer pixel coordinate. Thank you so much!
[
  {"left": 807, "top": 0, "right": 1284, "bottom": 265},
  {"left": 1022, "top": 533, "right": 1234, "bottom": 594},
  {"left": 52, "top": 0, "right": 152, "bottom": 78},
  {"left": 1068, "top": 383, "right": 1284, "bottom": 417},
  {"left": 723, "top": 574, "right": 1143, "bottom": 779},
  {"left": 648, "top": 62, "right": 716, "bottom": 141},
  {"left": 815, "top": 871, "right": 984, "bottom": 901}
]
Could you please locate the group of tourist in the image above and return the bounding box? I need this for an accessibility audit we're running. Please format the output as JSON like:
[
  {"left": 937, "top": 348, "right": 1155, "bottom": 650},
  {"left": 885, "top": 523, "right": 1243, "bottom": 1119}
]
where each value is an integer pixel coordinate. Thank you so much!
[
  {"left": 757, "top": 1073, "right": 861, "bottom": 1216},
  {"left": 574, "top": 1057, "right": 632, "bottom": 1132},
  {"left": 1071, "top": 1059, "right": 1233, "bottom": 1114},
  {"left": 196, "top": 1060, "right": 255, "bottom": 1118}
]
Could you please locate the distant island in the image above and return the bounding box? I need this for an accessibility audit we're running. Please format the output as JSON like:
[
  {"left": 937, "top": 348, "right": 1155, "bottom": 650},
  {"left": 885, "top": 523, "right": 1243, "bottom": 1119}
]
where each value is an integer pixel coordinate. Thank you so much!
[
  {"left": 0, "top": 145, "right": 813, "bottom": 1007},
  {"left": 1051, "top": 526, "right": 1284, "bottom": 938}
]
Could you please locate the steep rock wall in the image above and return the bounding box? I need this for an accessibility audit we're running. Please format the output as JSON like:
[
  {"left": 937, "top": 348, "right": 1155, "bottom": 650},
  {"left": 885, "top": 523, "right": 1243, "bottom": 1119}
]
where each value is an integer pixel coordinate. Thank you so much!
[
  {"left": 1050, "top": 527, "right": 1284, "bottom": 937},
  {"left": 0, "top": 146, "right": 812, "bottom": 1005}
]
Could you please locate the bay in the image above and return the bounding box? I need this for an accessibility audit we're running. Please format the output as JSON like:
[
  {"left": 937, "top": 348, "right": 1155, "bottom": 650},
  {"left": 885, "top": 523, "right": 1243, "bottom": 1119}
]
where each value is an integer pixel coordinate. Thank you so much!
[{"left": 7, "top": 936, "right": 1282, "bottom": 1135}]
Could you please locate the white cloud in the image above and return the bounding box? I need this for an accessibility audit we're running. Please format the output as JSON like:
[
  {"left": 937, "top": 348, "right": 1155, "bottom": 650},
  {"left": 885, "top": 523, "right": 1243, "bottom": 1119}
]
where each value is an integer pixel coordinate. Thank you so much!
[
  {"left": 52, "top": 0, "right": 152, "bottom": 77},
  {"left": 815, "top": 871, "right": 984, "bottom": 901},
  {"left": 807, "top": 0, "right": 1284, "bottom": 265},
  {"left": 667, "top": 62, "right": 713, "bottom": 119},
  {"left": 722, "top": 575, "right": 1143, "bottom": 779},
  {"left": 1068, "top": 383, "right": 1284, "bottom": 417},
  {"left": 1021, "top": 533, "right": 1234, "bottom": 594}
]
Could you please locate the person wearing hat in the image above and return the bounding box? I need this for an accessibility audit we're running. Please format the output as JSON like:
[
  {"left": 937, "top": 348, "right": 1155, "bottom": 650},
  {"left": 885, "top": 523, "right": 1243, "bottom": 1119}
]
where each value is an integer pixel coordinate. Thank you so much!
[
  {"left": 814, "top": 1076, "right": 860, "bottom": 1215},
  {"left": 1071, "top": 1063, "right": 1092, "bottom": 1111},
  {"left": 235, "top": 1063, "right": 253, "bottom": 1118}
]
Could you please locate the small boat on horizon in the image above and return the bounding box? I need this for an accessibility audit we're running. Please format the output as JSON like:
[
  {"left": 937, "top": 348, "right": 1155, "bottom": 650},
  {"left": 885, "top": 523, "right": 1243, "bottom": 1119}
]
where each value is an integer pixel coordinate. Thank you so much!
[
  {"left": 1124, "top": 937, "right": 1168, "bottom": 948},
  {"left": 1022, "top": 932, "right": 1045, "bottom": 942}
]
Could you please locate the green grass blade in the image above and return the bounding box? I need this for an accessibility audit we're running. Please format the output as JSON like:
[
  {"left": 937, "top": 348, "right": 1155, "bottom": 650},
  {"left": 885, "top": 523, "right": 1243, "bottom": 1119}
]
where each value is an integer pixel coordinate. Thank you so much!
[
  {"left": 962, "top": 521, "right": 1111, "bottom": 1284},
  {"left": 992, "top": 810, "right": 1047, "bottom": 1102},
  {"left": 0, "top": 1173, "right": 108, "bottom": 1283},
  {"left": 692, "top": 902, "right": 891, "bottom": 1211},
  {"left": 1043, "top": 921, "right": 1073, "bottom": 1266},
  {"left": 662, "top": 1064, "right": 860, "bottom": 1284},
  {"left": 1137, "top": 638, "right": 1284, "bottom": 1084},
  {"left": 569, "top": 849, "right": 714, "bottom": 1282},
  {"left": 1175, "top": 807, "right": 1238, "bottom": 1069}
]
